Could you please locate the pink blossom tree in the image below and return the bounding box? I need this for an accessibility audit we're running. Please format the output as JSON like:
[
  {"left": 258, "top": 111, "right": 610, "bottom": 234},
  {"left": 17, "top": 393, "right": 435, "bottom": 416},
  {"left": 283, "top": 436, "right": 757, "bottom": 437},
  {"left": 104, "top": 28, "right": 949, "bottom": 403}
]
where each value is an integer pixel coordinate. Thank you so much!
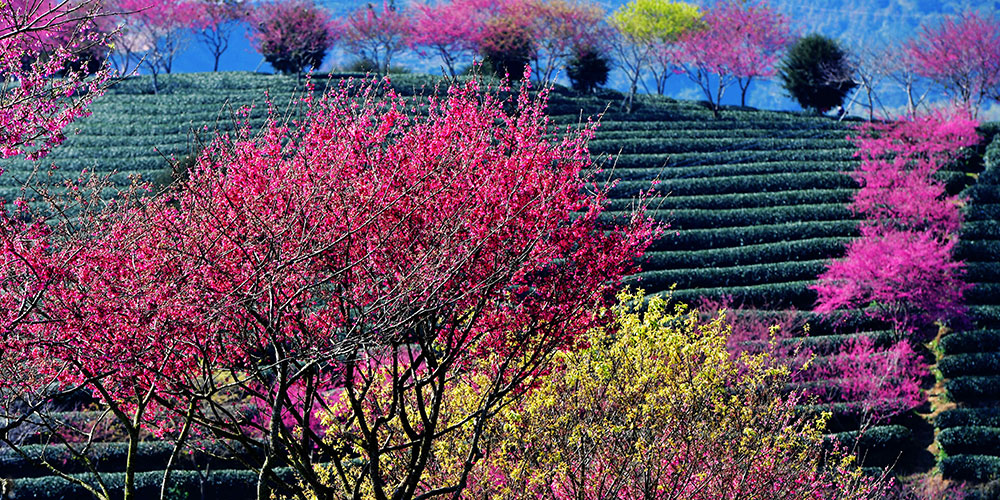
[
  {"left": 2, "top": 76, "right": 653, "bottom": 500},
  {"left": 527, "top": 0, "right": 608, "bottom": 87},
  {"left": 673, "top": 0, "right": 792, "bottom": 115},
  {"left": 247, "top": 0, "right": 337, "bottom": 74},
  {"left": 406, "top": 0, "right": 495, "bottom": 78},
  {"left": 905, "top": 11, "right": 1000, "bottom": 118},
  {"left": 341, "top": 1, "right": 411, "bottom": 74},
  {"left": 812, "top": 112, "right": 980, "bottom": 335},
  {"left": 110, "top": 0, "right": 199, "bottom": 91},
  {"left": 191, "top": 0, "right": 246, "bottom": 72},
  {"left": 0, "top": 0, "right": 113, "bottom": 160}
]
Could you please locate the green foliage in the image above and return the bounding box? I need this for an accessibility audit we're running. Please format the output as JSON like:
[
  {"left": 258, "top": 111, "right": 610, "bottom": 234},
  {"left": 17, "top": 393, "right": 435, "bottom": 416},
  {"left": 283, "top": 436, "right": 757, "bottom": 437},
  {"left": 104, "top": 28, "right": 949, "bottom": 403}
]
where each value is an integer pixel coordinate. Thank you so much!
[
  {"left": 938, "top": 408, "right": 1000, "bottom": 430},
  {"left": 566, "top": 48, "right": 610, "bottom": 93},
  {"left": 946, "top": 375, "right": 1000, "bottom": 401},
  {"left": 938, "top": 427, "right": 1000, "bottom": 456},
  {"left": 940, "top": 455, "right": 1000, "bottom": 482},
  {"left": 778, "top": 34, "right": 857, "bottom": 113},
  {"left": 939, "top": 352, "right": 1000, "bottom": 378},
  {"left": 940, "top": 330, "right": 1000, "bottom": 355},
  {"left": 825, "top": 425, "right": 913, "bottom": 467},
  {"left": 0, "top": 441, "right": 246, "bottom": 478},
  {"left": 12, "top": 468, "right": 298, "bottom": 500},
  {"left": 609, "top": 0, "right": 702, "bottom": 44}
]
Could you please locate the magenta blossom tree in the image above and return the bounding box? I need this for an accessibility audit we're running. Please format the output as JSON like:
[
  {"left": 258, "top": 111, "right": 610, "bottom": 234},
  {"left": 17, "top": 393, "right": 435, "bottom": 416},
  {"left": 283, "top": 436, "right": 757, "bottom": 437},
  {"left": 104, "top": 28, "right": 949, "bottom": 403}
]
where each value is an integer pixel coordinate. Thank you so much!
[
  {"left": 247, "top": 0, "right": 337, "bottom": 74},
  {"left": 110, "top": 0, "right": 198, "bottom": 91},
  {"left": 341, "top": 1, "right": 411, "bottom": 74},
  {"left": 0, "top": 0, "right": 113, "bottom": 160},
  {"left": 673, "top": 0, "right": 792, "bottom": 115},
  {"left": 813, "top": 111, "right": 980, "bottom": 335},
  {"left": 407, "top": 0, "right": 495, "bottom": 77},
  {"left": 906, "top": 11, "right": 1000, "bottom": 118}
]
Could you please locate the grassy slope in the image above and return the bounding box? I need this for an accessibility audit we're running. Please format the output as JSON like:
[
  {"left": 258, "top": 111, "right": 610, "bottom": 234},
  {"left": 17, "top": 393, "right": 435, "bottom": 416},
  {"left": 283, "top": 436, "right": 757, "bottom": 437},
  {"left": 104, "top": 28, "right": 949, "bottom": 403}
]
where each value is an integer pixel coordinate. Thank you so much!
[{"left": 3, "top": 71, "right": 999, "bottom": 494}]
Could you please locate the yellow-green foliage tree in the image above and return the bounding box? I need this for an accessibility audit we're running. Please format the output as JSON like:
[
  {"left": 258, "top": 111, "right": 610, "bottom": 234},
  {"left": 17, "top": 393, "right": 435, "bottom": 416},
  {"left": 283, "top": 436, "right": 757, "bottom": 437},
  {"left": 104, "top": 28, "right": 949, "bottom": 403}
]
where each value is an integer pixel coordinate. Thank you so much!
[
  {"left": 608, "top": 0, "right": 701, "bottom": 108},
  {"left": 424, "top": 292, "right": 889, "bottom": 499}
]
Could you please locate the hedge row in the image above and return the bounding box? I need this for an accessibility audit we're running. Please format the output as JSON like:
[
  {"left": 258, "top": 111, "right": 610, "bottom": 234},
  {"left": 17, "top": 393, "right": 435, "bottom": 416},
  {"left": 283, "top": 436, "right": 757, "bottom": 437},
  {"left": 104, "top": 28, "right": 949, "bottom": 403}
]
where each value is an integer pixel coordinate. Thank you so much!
[
  {"left": 0, "top": 440, "right": 250, "bottom": 478},
  {"left": 967, "top": 283, "right": 1000, "bottom": 305},
  {"left": 621, "top": 205, "right": 855, "bottom": 230},
  {"left": 606, "top": 160, "right": 857, "bottom": 181},
  {"left": 938, "top": 408, "right": 1000, "bottom": 430},
  {"left": 605, "top": 172, "right": 856, "bottom": 198},
  {"left": 938, "top": 426, "right": 1000, "bottom": 456},
  {"left": 604, "top": 189, "right": 853, "bottom": 212},
  {"left": 939, "top": 352, "right": 1000, "bottom": 379},
  {"left": 946, "top": 375, "right": 1000, "bottom": 401},
  {"left": 940, "top": 330, "right": 1000, "bottom": 355},
  {"left": 641, "top": 237, "right": 848, "bottom": 269},
  {"left": 666, "top": 280, "right": 816, "bottom": 309},
  {"left": 588, "top": 137, "right": 849, "bottom": 155},
  {"left": 648, "top": 220, "right": 858, "bottom": 252},
  {"left": 584, "top": 127, "right": 846, "bottom": 141},
  {"left": 578, "top": 117, "right": 846, "bottom": 132},
  {"left": 608, "top": 149, "right": 856, "bottom": 170},
  {"left": 12, "top": 467, "right": 299, "bottom": 500},
  {"left": 633, "top": 259, "right": 827, "bottom": 290},
  {"left": 824, "top": 425, "right": 912, "bottom": 467},
  {"left": 940, "top": 455, "right": 1000, "bottom": 482}
]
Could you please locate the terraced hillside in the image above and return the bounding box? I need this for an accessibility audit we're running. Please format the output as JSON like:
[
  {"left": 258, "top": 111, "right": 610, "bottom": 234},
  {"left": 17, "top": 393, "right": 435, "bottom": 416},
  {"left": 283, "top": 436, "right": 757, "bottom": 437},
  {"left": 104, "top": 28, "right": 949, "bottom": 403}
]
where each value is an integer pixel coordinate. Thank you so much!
[
  {"left": 937, "top": 128, "right": 1000, "bottom": 491},
  {"left": 2, "top": 72, "right": 998, "bottom": 496}
]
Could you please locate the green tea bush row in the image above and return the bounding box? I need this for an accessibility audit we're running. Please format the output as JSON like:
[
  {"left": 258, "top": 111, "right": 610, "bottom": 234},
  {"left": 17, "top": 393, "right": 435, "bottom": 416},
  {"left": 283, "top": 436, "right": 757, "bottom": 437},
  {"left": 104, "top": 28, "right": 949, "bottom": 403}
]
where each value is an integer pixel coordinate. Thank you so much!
[
  {"left": 633, "top": 259, "right": 827, "bottom": 290},
  {"left": 940, "top": 455, "right": 1000, "bottom": 482},
  {"left": 0, "top": 441, "right": 248, "bottom": 478},
  {"left": 939, "top": 352, "right": 1000, "bottom": 378},
  {"left": 606, "top": 160, "right": 857, "bottom": 181},
  {"left": 648, "top": 221, "right": 858, "bottom": 251},
  {"left": 641, "top": 237, "right": 847, "bottom": 269},
  {"left": 938, "top": 408, "right": 1000, "bottom": 430},
  {"left": 938, "top": 427, "right": 1000, "bottom": 456},
  {"left": 608, "top": 149, "right": 856, "bottom": 169},
  {"left": 615, "top": 205, "right": 855, "bottom": 229},
  {"left": 824, "top": 425, "right": 912, "bottom": 468},
  {"left": 947, "top": 375, "right": 1000, "bottom": 401},
  {"left": 12, "top": 467, "right": 299, "bottom": 500},
  {"left": 666, "top": 280, "right": 816, "bottom": 309},
  {"left": 605, "top": 189, "right": 852, "bottom": 212},
  {"left": 588, "top": 137, "right": 850, "bottom": 155},
  {"left": 940, "top": 330, "right": 1000, "bottom": 355}
]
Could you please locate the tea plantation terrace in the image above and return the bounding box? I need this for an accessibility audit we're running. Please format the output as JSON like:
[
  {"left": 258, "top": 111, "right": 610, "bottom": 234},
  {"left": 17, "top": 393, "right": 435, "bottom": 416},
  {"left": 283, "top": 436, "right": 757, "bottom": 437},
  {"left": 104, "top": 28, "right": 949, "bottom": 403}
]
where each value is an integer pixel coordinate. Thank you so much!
[{"left": 2, "top": 71, "right": 999, "bottom": 497}]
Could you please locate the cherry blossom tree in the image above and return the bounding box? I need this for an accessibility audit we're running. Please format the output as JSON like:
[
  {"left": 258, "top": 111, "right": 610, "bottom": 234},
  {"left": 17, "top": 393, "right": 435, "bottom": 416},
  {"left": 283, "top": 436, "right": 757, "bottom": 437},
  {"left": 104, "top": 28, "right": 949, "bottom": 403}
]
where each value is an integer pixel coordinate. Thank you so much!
[
  {"left": 813, "top": 112, "right": 980, "bottom": 335},
  {"left": 12, "top": 76, "right": 653, "bottom": 500},
  {"left": 247, "top": 0, "right": 337, "bottom": 74},
  {"left": 191, "top": 0, "right": 246, "bottom": 72},
  {"left": 0, "top": 0, "right": 113, "bottom": 160},
  {"left": 342, "top": 1, "right": 411, "bottom": 74},
  {"left": 527, "top": 0, "right": 607, "bottom": 87},
  {"left": 406, "top": 0, "right": 494, "bottom": 78},
  {"left": 673, "top": 0, "right": 791, "bottom": 116},
  {"left": 110, "top": 0, "right": 198, "bottom": 91},
  {"left": 906, "top": 11, "right": 1000, "bottom": 118}
]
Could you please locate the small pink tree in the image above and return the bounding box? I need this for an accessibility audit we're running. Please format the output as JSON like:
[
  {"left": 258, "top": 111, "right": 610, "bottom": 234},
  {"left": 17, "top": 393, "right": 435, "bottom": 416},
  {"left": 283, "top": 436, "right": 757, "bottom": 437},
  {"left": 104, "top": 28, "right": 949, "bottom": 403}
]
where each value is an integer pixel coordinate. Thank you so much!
[
  {"left": 111, "top": 0, "right": 199, "bottom": 91},
  {"left": 247, "top": 0, "right": 337, "bottom": 74},
  {"left": 905, "top": 11, "right": 1000, "bottom": 118},
  {"left": 341, "top": 1, "right": 411, "bottom": 74},
  {"left": 812, "top": 112, "right": 980, "bottom": 335},
  {"left": 191, "top": 0, "right": 246, "bottom": 72},
  {"left": 527, "top": 0, "right": 608, "bottom": 87},
  {"left": 407, "top": 0, "right": 495, "bottom": 78},
  {"left": 0, "top": 0, "right": 113, "bottom": 160},
  {"left": 673, "top": 0, "right": 792, "bottom": 115}
]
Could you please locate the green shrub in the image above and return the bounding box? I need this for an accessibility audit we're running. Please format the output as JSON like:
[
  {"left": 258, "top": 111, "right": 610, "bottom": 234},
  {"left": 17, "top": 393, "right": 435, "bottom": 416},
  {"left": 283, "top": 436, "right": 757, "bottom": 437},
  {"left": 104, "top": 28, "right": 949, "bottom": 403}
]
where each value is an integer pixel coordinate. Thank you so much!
[
  {"left": 946, "top": 376, "right": 1000, "bottom": 401},
  {"left": 939, "top": 352, "right": 1000, "bottom": 378},
  {"left": 940, "top": 455, "right": 1000, "bottom": 482},
  {"left": 938, "top": 408, "right": 1000, "bottom": 430},
  {"left": 940, "top": 330, "right": 1000, "bottom": 355},
  {"left": 778, "top": 34, "right": 857, "bottom": 113},
  {"left": 938, "top": 427, "right": 1000, "bottom": 456}
]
